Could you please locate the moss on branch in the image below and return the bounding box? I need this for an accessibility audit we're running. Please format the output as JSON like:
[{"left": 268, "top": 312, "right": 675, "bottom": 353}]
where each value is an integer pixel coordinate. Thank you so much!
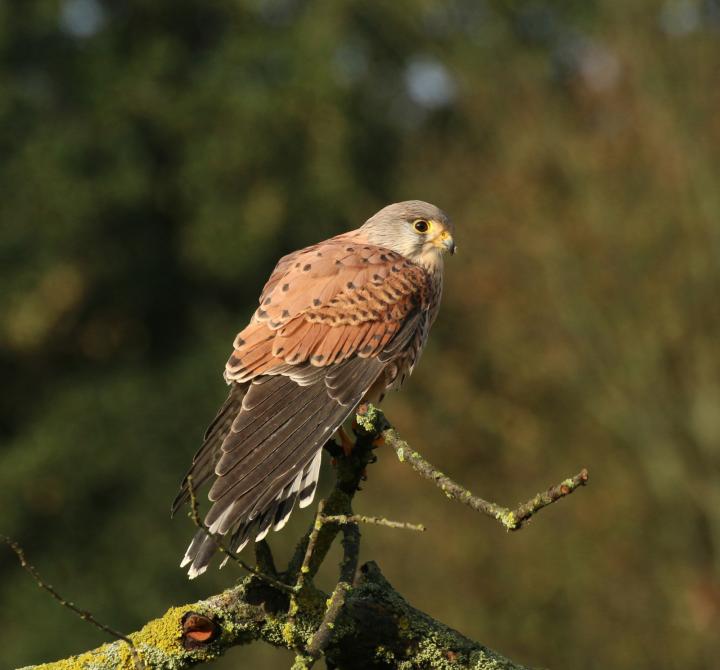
[{"left": 19, "top": 563, "right": 528, "bottom": 670}]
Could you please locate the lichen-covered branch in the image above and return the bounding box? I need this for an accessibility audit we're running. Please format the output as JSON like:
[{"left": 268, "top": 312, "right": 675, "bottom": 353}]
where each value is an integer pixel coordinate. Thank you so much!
[
  {"left": 293, "top": 511, "right": 361, "bottom": 669},
  {"left": 380, "top": 410, "right": 588, "bottom": 530},
  {"left": 12, "top": 405, "right": 585, "bottom": 669},
  {"left": 18, "top": 562, "right": 529, "bottom": 670}
]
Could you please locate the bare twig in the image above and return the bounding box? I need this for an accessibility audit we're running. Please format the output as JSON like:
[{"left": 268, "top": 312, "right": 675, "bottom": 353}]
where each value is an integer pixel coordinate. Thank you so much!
[
  {"left": 321, "top": 513, "right": 425, "bottom": 532},
  {"left": 383, "top": 427, "right": 588, "bottom": 530},
  {"left": 186, "top": 476, "right": 295, "bottom": 594},
  {"left": 1, "top": 535, "right": 146, "bottom": 670},
  {"left": 295, "top": 500, "right": 327, "bottom": 593}
]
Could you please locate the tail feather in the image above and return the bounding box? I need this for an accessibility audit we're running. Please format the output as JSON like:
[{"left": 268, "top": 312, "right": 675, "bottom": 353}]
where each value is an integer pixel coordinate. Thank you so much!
[{"left": 178, "top": 355, "right": 384, "bottom": 578}]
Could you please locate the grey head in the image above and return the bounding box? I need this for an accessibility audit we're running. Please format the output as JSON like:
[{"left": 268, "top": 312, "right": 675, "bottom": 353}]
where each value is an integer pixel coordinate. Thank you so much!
[{"left": 360, "top": 200, "right": 455, "bottom": 267}]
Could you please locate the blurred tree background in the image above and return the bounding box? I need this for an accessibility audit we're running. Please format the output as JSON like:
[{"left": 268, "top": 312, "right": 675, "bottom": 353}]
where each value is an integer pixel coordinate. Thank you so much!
[{"left": 1, "top": 0, "right": 719, "bottom": 668}]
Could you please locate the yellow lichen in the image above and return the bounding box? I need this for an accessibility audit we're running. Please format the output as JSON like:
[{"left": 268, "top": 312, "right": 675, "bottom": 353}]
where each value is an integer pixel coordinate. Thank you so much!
[
  {"left": 496, "top": 510, "right": 518, "bottom": 530},
  {"left": 130, "top": 604, "right": 187, "bottom": 655},
  {"left": 282, "top": 621, "right": 296, "bottom": 646},
  {"left": 28, "top": 604, "right": 191, "bottom": 670},
  {"left": 27, "top": 641, "right": 132, "bottom": 670}
]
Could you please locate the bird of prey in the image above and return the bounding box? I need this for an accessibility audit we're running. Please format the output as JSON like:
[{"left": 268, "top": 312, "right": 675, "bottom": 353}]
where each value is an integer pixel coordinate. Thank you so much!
[{"left": 173, "top": 200, "right": 455, "bottom": 578}]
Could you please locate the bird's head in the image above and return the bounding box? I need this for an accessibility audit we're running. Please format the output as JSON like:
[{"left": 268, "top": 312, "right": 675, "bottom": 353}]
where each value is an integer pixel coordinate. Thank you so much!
[{"left": 360, "top": 200, "right": 455, "bottom": 269}]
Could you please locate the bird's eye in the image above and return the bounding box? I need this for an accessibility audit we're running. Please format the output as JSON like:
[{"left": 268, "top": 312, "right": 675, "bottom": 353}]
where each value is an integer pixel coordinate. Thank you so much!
[{"left": 413, "top": 219, "right": 429, "bottom": 233}]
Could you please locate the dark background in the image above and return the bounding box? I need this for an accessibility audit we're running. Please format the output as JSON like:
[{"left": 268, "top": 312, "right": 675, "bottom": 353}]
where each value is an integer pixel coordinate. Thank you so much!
[{"left": 2, "top": 1, "right": 719, "bottom": 668}]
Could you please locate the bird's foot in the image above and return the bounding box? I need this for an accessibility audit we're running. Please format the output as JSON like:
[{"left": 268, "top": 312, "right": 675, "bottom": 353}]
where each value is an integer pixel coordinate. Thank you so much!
[{"left": 338, "top": 425, "right": 356, "bottom": 457}]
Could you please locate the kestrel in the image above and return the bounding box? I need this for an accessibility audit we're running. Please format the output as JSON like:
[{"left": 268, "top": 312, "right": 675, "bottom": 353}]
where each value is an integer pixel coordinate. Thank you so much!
[{"left": 173, "top": 201, "right": 455, "bottom": 578}]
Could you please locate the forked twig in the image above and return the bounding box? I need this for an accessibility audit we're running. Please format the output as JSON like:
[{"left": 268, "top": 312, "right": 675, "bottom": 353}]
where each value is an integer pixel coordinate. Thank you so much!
[
  {"left": 1, "top": 534, "right": 145, "bottom": 670},
  {"left": 383, "top": 427, "right": 588, "bottom": 530}
]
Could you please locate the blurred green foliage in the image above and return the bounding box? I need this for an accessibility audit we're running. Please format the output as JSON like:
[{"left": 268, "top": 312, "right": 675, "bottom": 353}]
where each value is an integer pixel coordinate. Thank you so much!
[{"left": 2, "top": 1, "right": 720, "bottom": 668}]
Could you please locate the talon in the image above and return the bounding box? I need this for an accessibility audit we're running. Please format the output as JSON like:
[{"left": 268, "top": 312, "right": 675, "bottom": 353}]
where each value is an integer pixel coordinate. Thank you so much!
[{"left": 338, "top": 426, "right": 356, "bottom": 457}]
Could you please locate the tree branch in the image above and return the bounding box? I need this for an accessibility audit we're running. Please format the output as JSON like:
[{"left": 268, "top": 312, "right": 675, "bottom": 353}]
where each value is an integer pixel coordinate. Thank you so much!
[
  {"left": 293, "top": 509, "right": 361, "bottom": 669},
  {"left": 17, "top": 561, "right": 529, "bottom": 670},
  {"left": 380, "top": 412, "right": 588, "bottom": 530},
  {"left": 12, "top": 405, "right": 586, "bottom": 669}
]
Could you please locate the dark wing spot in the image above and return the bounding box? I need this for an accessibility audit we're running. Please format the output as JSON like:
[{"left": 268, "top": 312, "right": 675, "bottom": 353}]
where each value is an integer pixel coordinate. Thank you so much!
[
  {"left": 313, "top": 354, "right": 325, "bottom": 363},
  {"left": 346, "top": 246, "right": 355, "bottom": 252},
  {"left": 357, "top": 293, "right": 367, "bottom": 301},
  {"left": 313, "top": 298, "right": 321, "bottom": 306},
  {"left": 316, "top": 251, "right": 323, "bottom": 257},
  {"left": 263, "top": 297, "right": 272, "bottom": 305},
  {"left": 257, "top": 309, "right": 268, "bottom": 319},
  {"left": 235, "top": 337, "right": 245, "bottom": 346},
  {"left": 276, "top": 346, "right": 285, "bottom": 355},
  {"left": 380, "top": 254, "right": 388, "bottom": 261},
  {"left": 372, "top": 274, "right": 383, "bottom": 282},
  {"left": 281, "top": 309, "right": 290, "bottom": 318},
  {"left": 346, "top": 281, "right": 355, "bottom": 290},
  {"left": 335, "top": 259, "right": 343, "bottom": 265},
  {"left": 282, "top": 283, "right": 290, "bottom": 292},
  {"left": 303, "top": 264, "right": 312, "bottom": 272},
  {"left": 391, "top": 265, "right": 400, "bottom": 273},
  {"left": 361, "top": 344, "right": 373, "bottom": 354}
]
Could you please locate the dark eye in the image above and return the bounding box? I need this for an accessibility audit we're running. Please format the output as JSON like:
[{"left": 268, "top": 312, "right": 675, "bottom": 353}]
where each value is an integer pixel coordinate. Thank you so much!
[{"left": 413, "top": 219, "right": 429, "bottom": 233}]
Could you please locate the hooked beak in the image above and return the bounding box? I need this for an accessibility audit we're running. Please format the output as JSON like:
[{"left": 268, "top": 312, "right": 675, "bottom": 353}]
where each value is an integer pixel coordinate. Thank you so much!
[{"left": 437, "top": 229, "right": 456, "bottom": 255}]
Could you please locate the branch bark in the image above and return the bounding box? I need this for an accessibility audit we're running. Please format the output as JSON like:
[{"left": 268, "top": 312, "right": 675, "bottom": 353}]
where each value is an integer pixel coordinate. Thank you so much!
[
  {"left": 13, "top": 405, "right": 585, "bottom": 670},
  {"left": 18, "top": 562, "right": 529, "bottom": 670},
  {"left": 378, "top": 411, "right": 588, "bottom": 530}
]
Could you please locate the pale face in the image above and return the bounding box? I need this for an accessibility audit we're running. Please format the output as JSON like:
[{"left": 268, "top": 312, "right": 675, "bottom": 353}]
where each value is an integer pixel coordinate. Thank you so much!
[{"left": 361, "top": 200, "right": 455, "bottom": 268}]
